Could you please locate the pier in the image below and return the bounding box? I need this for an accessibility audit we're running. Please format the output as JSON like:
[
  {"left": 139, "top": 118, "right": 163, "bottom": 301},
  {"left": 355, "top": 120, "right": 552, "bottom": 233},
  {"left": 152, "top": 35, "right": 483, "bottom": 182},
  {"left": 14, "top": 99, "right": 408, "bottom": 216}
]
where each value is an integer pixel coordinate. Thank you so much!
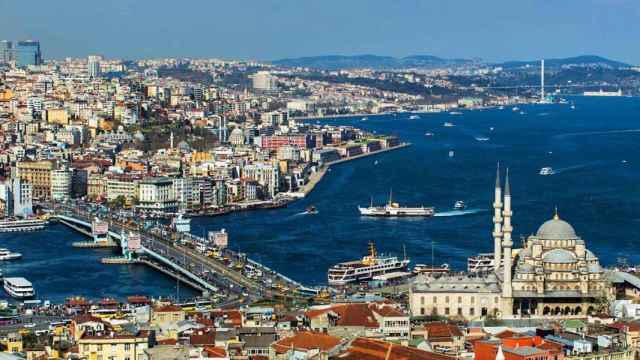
[{"left": 52, "top": 207, "right": 315, "bottom": 302}]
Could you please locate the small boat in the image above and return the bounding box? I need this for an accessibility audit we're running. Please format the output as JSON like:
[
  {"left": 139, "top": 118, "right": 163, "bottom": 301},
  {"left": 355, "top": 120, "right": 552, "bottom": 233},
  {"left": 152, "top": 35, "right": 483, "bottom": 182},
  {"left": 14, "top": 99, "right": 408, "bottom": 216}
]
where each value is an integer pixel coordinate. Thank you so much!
[
  {"left": 448, "top": 150, "right": 455, "bottom": 158},
  {"left": 454, "top": 201, "right": 466, "bottom": 210},
  {"left": 498, "top": 106, "right": 505, "bottom": 110},
  {"left": 374, "top": 160, "right": 379, "bottom": 165},
  {"left": 0, "top": 249, "right": 22, "bottom": 261},
  {"left": 305, "top": 206, "right": 318, "bottom": 215},
  {"left": 622, "top": 160, "right": 628, "bottom": 164},
  {"left": 443, "top": 122, "right": 455, "bottom": 127},
  {"left": 414, "top": 263, "right": 450, "bottom": 274},
  {"left": 539, "top": 167, "right": 555, "bottom": 176},
  {"left": 425, "top": 132, "right": 434, "bottom": 136},
  {"left": 519, "top": 111, "right": 526, "bottom": 115},
  {"left": 409, "top": 115, "right": 420, "bottom": 120},
  {"left": 475, "top": 136, "right": 490, "bottom": 142},
  {"left": 361, "top": 117, "right": 368, "bottom": 121},
  {"left": 570, "top": 104, "right": 576, "bottom": 110},
  {"left": 489, "top": 127, "right": 495, "bottom": 131},
  {"left": 512, "top": 106, "right": 520, "bottom": 111},
  {"left": 449, "top": 111, "right": 462, "bottom": 115}
]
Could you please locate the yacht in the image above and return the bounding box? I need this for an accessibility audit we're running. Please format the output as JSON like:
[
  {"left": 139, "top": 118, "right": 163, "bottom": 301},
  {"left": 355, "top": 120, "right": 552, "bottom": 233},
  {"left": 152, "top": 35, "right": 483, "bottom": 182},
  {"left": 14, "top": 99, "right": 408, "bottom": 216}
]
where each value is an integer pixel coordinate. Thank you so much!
[
  {"left": 0, "top": 249, "right": 22, "bottom": 261},
  {"left": 0, "top": 219, "right": 47, "bottom": 233},
  {"left": 539, "top": 167, "right": 555, "bottom": 176},
  {"left": 358, "top": 191, "right": 435, "bottom": 217},
  {"left": 425, "top": 132, "right": 434, "bottom": 137},
  {"left": 409, "top": 115, "right": 420, "bottom": 120},
  {"left": 454, "top": 201, "right": 466, "bottom": 210},
  {"left": 4, "top": 277, "right": 35, "bottom": 299},
  {"left": 171, "top": 213, "right": 191, "bottom": 233},
  {"left": 327, "top": 241, "right": 410, "bottom": 286}
]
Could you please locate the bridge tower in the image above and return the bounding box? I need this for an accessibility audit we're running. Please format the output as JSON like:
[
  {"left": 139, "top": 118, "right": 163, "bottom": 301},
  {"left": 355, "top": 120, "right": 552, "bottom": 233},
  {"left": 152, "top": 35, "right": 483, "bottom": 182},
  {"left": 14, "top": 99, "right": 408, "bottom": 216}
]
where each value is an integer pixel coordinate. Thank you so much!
[
  {"left": 91, "top": 218, "right": 109, "bottom": 243},
  {"left": 121, "top": 231, "right": 142, "bottom": 260}
]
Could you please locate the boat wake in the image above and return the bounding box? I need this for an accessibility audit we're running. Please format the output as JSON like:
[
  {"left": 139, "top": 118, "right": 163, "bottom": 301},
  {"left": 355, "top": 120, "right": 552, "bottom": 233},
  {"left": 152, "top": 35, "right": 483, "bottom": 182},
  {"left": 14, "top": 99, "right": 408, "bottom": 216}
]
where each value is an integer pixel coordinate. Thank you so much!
[
  {"left": 434, "top": 208, "right": 486, "bottom": 217},
  {"left": 555, "top": 129, "right": 640, "bottom": 139},
  {"left": 551, "top": 161, "right": 603, "bottom": 175}
]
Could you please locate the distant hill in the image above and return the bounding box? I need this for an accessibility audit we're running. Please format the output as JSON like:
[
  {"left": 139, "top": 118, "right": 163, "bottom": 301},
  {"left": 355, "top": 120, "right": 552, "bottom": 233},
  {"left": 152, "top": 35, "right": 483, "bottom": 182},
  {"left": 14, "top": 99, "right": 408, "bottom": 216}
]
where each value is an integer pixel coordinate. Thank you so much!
[
  {"left": 271, "top": 54, "right": 476, "bottom": 70},
  {"left": 499, "top": 55, "right": 630, "bottom": 69}
]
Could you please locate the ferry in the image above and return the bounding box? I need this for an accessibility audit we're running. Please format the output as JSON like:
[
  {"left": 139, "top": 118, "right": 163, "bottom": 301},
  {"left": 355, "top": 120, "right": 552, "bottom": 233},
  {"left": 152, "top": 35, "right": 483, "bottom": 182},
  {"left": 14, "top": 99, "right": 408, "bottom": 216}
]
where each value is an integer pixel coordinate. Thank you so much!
[
  {"left": 4, "top": 277, "right": 35, "bottom": 299},
  {"left": 358, "top": 191, "right": 435, "bottom": 217},
  {"left": 327, "top": 241, "right": 410, "bottom": 286},
  {"left": 443, "top": 122, "right": 455, "bottom": 127},
  {"left": 409, "top": 115, "right": 421, "bottom": 120},
  {"left": 413, "top": 263, "right": 450, "bottom": 274},
  {"left": 0, "top": 249, "right": 21, "bottom": 261},
  {"left": 539, "top": 167, "right": 555, "bottom": 176},
  {"left": 468, "top": 253, "right": 502, "bottom": 273},
  {"left": 454, "top": 201, "right": 466, "bottom": 210},
  {"left": 0, "top": 219, "right": 47, "bottom": 233},
  {"left": 171, "top": 213, "right": 191, "bottom": 233}
]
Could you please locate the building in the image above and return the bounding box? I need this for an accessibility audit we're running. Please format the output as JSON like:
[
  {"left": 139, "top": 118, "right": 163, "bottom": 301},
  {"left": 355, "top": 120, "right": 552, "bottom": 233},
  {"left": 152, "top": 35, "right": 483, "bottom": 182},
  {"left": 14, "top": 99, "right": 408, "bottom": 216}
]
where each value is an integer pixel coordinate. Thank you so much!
[
  {"left": 251, "top": 71, "right": 277, "bottom": 91},
  {"left": 77, "top": 331, "right": 150, "bottom": 360},
  {"left": 410, "top": 166, "right": 613, "bottom": 320},
  {"left": 15, "top": 160, "right": 55, "bottom": 200},
  {"left": 242, "top": 163, "right": 279, "bottom": 198},
  {"left": 137, "top": 177, "right": 177, "bottom": 212},
  {"left": 51, "top": 167, "right": 73, "bottom": 201},
  {"left": 0, "top": 40, "right": 12, "bottom": 63},
  {"left": 15, "top": 40, "right": 42, "bottom": 68},
  {"left": 87, "top": 55, "right": 102, "bottom": 78},
  {"left": 106, "top": 177, "right": 138, "bottom": 201}
]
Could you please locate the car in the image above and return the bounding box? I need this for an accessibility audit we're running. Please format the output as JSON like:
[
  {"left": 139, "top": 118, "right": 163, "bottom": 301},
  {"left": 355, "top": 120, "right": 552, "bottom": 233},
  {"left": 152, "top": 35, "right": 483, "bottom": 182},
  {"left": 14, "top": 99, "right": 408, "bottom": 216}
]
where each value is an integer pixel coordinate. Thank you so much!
[{"left": 23, "top": 323, "right": 36, "bottom": 328}]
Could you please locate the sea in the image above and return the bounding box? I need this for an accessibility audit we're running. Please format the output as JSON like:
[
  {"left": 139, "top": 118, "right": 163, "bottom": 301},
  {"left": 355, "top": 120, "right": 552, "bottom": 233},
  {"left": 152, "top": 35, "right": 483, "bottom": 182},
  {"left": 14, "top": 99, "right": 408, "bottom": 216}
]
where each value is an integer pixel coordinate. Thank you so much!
[{"left": 2, "top": 96, "right": 640, "bottom": 303}]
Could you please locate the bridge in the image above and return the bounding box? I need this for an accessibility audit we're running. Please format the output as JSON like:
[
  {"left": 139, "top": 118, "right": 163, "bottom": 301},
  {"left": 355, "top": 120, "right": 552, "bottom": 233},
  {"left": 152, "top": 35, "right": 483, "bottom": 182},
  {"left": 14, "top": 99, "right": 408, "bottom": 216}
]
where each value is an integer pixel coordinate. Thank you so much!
[{"left": 53, "top": 208, "right": 317, "bottom": 302}]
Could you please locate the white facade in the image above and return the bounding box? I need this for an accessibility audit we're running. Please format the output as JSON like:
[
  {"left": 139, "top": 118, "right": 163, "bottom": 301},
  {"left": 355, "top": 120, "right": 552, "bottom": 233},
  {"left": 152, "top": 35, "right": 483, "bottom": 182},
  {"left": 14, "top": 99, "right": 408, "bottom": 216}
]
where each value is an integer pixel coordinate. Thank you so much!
[
  {"left": 88, "top": 55, "right": 102, "bottom": 78},
  {"left": 137, "top": 177, "right": 177, "bottom": 211},
  {"left": 51, "top": 168, "right": 73, "bottom": 201},
  {"left": 252, "top": 71, "right": 277, "bottom": 91},
  {"left": 242, "top": 163, "right": 279, "bottom": 198}
]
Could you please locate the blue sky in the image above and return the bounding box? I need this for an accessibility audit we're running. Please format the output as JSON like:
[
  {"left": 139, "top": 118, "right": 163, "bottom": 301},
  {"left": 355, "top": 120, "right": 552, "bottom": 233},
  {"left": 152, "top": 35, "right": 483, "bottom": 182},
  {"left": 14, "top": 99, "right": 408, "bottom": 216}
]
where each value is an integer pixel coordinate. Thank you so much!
[{"left": 1, "top": 0, "right": 638, "bottom": 64}]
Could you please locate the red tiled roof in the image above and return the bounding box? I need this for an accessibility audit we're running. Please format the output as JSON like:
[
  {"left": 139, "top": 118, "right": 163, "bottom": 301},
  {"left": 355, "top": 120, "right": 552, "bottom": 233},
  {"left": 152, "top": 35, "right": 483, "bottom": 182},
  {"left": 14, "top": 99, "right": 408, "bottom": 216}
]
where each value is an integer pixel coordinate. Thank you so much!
[
  {"left": 272, "top": 331, "right": 342, "bottom": 354},
  {"left": 154, "top": 304, "right": 183, "bottom": 313},
  {"left": 73, "top": 314, "right": 103, "bottom": 324},
  {"left": 305, "top": 304, "right": 379, "bottom": 328},
  {"left": 203, "top": 346, "right": 227, "bottom": 357},
  {"left": 339, "top": 338, "right": 456, "bottom": 360},
  {"left": 190, "top": 332, "right": 216, "bottom": 346},
  {"left": 424, "top": 322, "right": 463, "bottom": 340}
]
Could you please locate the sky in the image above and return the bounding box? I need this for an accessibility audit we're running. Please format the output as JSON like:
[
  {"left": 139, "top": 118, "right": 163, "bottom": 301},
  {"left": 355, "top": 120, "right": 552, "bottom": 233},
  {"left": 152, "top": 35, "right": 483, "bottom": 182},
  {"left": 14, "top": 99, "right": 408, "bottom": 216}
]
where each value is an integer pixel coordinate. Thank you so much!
[{"left": 1, "top": 0, "right": 639, "bottom": 64}]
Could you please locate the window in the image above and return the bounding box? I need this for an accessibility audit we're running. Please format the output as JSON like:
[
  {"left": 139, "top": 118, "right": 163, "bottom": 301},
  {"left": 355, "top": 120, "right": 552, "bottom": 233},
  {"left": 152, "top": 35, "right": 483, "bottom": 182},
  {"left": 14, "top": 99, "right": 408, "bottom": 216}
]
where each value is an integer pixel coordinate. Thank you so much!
[
  {"left": 445, "top": 296, "right": 449, "bottom": 304},
  {"left": 470, "top": 308, "right": 475, "bottom": 316},
  {"left": 124, "top": 344, "right": 131, "bottom": 351},
  {"left": 445, "top": 307, "right": 450, "bottom": 315},
  {"left": 433, "top": 296, "right": 437, "bottom": 304},
  {"left": 421, "top": 296, "right": 425, "bottom": 305},
  {"left": 458, "top": 296, "right": 462, "bottom": 304},
  {"left": 458, "top": 308, "right": 463, "bottom": 316},
  {"left": 471, "top": 296, "right": 475, "bottom": 304}
]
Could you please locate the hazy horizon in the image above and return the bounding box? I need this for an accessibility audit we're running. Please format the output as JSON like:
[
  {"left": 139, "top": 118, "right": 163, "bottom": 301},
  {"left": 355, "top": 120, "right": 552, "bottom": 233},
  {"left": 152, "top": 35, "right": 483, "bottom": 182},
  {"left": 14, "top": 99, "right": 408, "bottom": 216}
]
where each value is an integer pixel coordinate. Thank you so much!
[{"left": 1, "top": 0, "right": 639, "bottom": 64}]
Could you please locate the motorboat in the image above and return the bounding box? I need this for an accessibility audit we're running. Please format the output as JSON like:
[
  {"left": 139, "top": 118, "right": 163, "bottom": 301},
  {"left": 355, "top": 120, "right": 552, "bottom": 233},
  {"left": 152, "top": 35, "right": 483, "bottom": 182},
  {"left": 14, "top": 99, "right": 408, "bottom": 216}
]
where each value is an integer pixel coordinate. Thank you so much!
[
  {"left": 454, "top": 201, "right": 466, "bottom": 210},
  {"left": 539, "top": 167, "right": 555, "bottom": 176}
]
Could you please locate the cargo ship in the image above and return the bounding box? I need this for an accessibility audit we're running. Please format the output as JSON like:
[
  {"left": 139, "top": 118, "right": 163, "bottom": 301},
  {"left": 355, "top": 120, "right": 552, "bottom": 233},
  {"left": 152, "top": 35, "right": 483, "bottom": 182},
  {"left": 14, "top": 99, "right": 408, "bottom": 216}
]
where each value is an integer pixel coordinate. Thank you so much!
[
  {"left": 327, "top": 241, "right": 410, "bottom": 286},
  {"left": 358, "top": 191, "right": 434, "bottom": 217}
]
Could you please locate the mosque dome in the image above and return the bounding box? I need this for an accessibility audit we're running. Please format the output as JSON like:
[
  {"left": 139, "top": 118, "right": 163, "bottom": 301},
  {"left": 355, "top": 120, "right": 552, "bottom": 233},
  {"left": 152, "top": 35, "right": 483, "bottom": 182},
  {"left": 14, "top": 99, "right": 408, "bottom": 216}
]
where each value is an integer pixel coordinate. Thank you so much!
[
  {"left": 543, "top": 249, "right": 577, "bottom": 264},
  {"left": 536, "top": 214, "right": 577, "bottom": 240}
]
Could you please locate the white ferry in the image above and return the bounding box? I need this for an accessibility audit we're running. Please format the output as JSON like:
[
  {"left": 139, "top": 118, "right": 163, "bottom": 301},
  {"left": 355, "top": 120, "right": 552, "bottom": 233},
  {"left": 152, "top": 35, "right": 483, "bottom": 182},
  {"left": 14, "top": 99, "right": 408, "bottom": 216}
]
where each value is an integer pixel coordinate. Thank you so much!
[
  {"left": 0, "top": 219, "right": 47, "bottom": 233},
  {"left": 467, "top": 253, "right": 502, "bottom": 273},
  {"left": 358, "top": 191, "right": 435, "bottom": 217},
  {"left": 539, "top": 167, "right": 555, "bottom": 176},
  {"left": 4, "top": 277, "right": 35, "bottom": 299},
  {"left": 171, "top": 213, "right": 191, "bottom": 233},
  {"left": 328, "top": 242, "right": 410, "bottom": 286},
  {"left": 0, "top": 249, "right": 22, "bottom": 261}
]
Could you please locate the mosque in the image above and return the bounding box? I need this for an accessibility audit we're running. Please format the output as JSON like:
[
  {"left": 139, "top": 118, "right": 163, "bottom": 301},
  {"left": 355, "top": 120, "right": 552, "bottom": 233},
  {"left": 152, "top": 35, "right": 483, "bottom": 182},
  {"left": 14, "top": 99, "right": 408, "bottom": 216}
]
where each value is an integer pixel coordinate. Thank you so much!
[{"left": 409, "top": 166, "right": 613, "bottom": 320}]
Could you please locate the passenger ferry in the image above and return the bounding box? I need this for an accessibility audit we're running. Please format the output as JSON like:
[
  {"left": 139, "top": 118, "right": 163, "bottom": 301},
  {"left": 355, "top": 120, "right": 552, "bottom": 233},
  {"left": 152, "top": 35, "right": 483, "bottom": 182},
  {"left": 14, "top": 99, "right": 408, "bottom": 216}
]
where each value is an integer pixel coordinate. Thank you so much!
[
  {"left": 327, "top": 242, "right": 410, "bottom": 286},
  {"left": 467, "top": 253, "right": 502, "bottom": 273},
  {"left": 358, "top": 191, "right": 434, "bottom": 217},
  {"left": 4, "top": 277, "right": 35, "bottom": 299},
  {"left": 539, "top": 167, "right": 555, "bottom": 176},
  {"left": 0, "top": 219, "right": 47, "bottom": 233},
  {"left": 0, "top": 249, "right": 21, "bottom": 261},
  {"left": 171, "top": 213, "right": 191, "bottom": 233}
]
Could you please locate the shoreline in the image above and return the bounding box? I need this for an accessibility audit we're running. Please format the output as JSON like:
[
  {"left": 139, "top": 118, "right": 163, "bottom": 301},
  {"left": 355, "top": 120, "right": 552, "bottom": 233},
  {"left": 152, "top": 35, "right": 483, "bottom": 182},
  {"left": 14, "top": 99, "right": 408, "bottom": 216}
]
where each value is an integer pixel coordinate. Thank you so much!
[{"left": 300, "top": 143, "right": 411, "bottom": 197}]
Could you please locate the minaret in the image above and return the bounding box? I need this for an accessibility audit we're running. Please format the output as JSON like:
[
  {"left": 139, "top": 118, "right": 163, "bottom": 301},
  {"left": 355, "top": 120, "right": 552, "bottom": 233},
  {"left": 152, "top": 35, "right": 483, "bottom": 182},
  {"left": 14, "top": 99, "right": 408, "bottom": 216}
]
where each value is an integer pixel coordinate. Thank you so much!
[
  {"left": 502, "top": 168, "right": 514, "bottom": 305},
  {"left": 493, "top": 163, "right": 503, "bottom": 270},
  {"left": 170, "top": 131, "right": 174, "bottom": 150}
]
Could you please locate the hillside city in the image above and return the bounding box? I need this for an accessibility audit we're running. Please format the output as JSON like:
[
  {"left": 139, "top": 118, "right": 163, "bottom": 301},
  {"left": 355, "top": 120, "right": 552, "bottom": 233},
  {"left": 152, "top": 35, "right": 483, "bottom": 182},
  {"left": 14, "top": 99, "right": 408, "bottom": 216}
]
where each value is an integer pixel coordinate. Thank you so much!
[{"left": 0, "top": 39, "right": 639, "bottom": 360}]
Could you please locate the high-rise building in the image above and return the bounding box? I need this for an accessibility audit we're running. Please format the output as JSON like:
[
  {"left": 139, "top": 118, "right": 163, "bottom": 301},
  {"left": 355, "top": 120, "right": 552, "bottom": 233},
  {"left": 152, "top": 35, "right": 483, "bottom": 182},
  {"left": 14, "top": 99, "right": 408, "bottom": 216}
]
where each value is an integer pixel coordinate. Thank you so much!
[
  {"left": 51, "top": 167, "right": 73, "bottom": 201},
  {"left": 15, "top": 40, "right": 42, "bottom": 68},
  {"left": 87, "top": 55, "right": 102, "bottom": 78},
  {"left": 0, "top": 40, "right": 12, "bottom": 63}
]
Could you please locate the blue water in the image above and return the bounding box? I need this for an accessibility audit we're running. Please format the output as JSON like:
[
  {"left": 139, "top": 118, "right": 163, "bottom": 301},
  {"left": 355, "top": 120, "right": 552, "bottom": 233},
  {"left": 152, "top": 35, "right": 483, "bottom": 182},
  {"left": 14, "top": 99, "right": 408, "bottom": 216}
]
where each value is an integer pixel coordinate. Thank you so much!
[
  {"left": 3, "top": 96, "right": 640, "bottom": 300},
  {"left": 0, "top": 224, "right": 198, "bottom": 303},
  {"left": 192, "top": 96, "right": 640, "bottom": 286}
]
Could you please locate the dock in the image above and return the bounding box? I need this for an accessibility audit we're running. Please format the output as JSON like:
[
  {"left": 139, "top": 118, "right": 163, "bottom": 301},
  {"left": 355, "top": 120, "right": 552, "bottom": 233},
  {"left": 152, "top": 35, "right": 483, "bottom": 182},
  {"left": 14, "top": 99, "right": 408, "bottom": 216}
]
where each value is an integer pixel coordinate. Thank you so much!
[{"left": 72, "top": 241, "right": 118, "bottom": 248}]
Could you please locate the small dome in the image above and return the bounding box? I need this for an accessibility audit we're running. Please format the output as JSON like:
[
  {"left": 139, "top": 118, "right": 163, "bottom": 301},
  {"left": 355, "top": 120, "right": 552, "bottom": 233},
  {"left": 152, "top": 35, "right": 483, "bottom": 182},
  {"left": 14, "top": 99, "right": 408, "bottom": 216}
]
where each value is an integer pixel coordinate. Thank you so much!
[
  {"left": 586, "top": 249, "right": 597, "bottom": 260},
  {"left": 536, "top": 216, "right": 577, "bottom": 240},
  {"left": 543, "top": 249, "right": 577, "bottom": 264}
]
